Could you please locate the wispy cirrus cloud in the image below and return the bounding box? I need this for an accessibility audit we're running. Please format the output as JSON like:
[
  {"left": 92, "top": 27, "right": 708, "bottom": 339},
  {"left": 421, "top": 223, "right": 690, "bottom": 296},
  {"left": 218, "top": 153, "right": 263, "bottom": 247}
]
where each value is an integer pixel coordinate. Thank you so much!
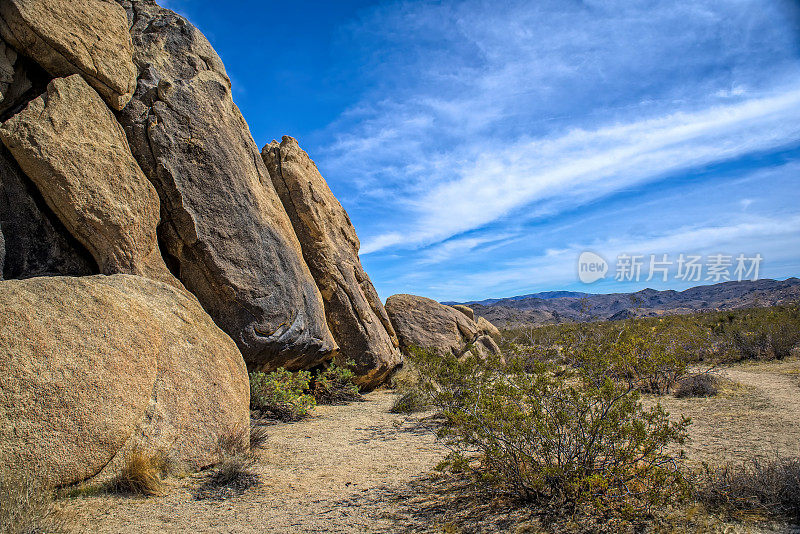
[
  {"left": 359, "top": 87, "right": 800, "bottom": 253},
  {"left": 306, "top": 0, "right": 800, "bottom": 299},
  {"left": 424, "top": 214, "right": 800, "bottom": 301}
]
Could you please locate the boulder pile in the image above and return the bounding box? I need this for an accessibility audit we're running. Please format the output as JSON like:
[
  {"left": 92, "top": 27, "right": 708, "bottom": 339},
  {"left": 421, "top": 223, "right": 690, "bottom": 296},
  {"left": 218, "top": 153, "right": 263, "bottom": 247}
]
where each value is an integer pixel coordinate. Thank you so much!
[
  {"left": 385, "top": 295, "right": 501, "bottom": 359},
  {"left": 0, "top": 0, "right": 502, "bottom": 487}
]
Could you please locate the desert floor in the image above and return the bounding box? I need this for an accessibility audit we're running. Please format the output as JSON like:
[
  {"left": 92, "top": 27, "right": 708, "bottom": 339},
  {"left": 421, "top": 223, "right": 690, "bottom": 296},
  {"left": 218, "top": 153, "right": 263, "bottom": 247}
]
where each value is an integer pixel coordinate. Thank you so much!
[{"left": 58, "top": 358, "right": 800, "bottom": 533}]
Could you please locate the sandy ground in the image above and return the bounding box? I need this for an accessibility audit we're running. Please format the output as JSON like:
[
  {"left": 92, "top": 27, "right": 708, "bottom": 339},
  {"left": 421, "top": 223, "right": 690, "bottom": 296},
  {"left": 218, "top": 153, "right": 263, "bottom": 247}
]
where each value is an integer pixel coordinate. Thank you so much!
[
  {"left": 57, "top": 358, "right": 800, "bottom": 533},
  {"left": 658, "top": 359, "right": 800, "bottom": 464}
]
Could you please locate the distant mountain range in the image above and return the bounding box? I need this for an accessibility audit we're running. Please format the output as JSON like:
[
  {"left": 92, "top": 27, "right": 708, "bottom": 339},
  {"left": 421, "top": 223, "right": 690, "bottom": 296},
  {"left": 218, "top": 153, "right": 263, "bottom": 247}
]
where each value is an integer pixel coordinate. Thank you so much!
[
  {"left": 443, "top": 290, "right": 591, "bottom": 306},
  {"left": 446, "top": 278, "right": 800, "bottom": 328}
]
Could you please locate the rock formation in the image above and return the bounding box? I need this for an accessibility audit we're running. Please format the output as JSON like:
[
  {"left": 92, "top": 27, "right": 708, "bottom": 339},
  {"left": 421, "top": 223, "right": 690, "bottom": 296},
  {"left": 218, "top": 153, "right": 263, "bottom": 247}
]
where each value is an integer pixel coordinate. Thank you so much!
[
  {"left": 0, "top": 38, "right": 51, "bottom": 121},
  {"left": 0, "top": 0, "right": 435, "bottom": 489},
  {"left": 0, "top": 40, "right": 16, "bottom": 103},
  {"left": 385, "top": 294, "right": 501, "bottom": 359},
  {"left": 0, "top": 0, "right": 137, "bottom": 110},
  {"left": 0, "top": 224, "right": 4, "bottom": 277},
  {"left": 0, "top": 74, "right": 178, "bottom": 288},
  {"left": 476, "top": 315, "right": 501, "bottom": 340},
  {"left": 451, "top": 304, "right": 475, "bottom": 321},
  {"left": 0, "top": 274, "right": 249, "bottom": 486},
  {"left": 262, "top": 136, "right": 402, "bottom": 389},
  {"left": 1, "top": 145, "right": 96, "bottom": 279},
  {"left": 115, "top": 0, "right": 336, "bottom": 370}
]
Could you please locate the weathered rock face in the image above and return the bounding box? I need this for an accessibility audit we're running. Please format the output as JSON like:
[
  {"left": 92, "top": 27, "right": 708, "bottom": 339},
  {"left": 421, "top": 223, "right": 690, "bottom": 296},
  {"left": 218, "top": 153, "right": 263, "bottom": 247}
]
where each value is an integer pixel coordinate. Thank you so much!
[
  {"left": 0, "top": 74, "right": 178, "bottom": 288},
  {"left": 262, "top": 136, "right": 401, "bottom": 389},
  {"left": 0, "top": 40, "right": 16, "bottom": 103},
  {"left": 0, "top": 40, "right": 51, "bottom": 121},
  {"left": 115, "top": 0, "right": 335, "bottom": 370},
  {"left": 0, "top": 144, "right": 96, "bottom": 279},
  {"left": 476, "top": 315, "right": 501, "bottom": 340},
  {"left": 451, "top": 304, "right": 475, "bottom": 321},
  {"left": 0, "top": 0, "right": 137, "bottom": 110},
  {"left": 385, "top": 294, "right": 502, "bottom": 359},
  {"left": 0, "top": 274, "right": 249, "bottom": 487},
  {"left": 0, "top": 226, "right": 4, "bottom": 278}
]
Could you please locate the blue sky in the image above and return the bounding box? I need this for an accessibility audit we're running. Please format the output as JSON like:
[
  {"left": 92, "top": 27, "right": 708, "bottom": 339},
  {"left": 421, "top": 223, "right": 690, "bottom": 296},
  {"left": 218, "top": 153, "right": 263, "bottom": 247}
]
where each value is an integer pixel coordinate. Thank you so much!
[{"left": 162, "top": 0, "right": 800, "bottom": 302}]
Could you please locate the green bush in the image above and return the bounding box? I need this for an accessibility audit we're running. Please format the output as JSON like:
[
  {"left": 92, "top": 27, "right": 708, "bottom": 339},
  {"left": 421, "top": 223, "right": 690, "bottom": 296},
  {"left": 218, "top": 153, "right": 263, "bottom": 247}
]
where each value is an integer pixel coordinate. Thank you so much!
[
  {"left": 712, "top": 305, "right": 800, "bottom": 361},
  {"left": 502, "top": 304, "right": 800, "bottom": 368},
  {"left": 313, "top": 359, "right": 362, "bottom": 405},
  {"left": 249, "top": 368, "right": 316, "bottom": 422},
  {"left": 505, "top": 318, "right": 702, "bottom": 395},
  {"left": 408, "top": 347, "right": 690, "bottom": 514},
  {"left": 389, "top": 390, "right": 427, "bottom": 414}
]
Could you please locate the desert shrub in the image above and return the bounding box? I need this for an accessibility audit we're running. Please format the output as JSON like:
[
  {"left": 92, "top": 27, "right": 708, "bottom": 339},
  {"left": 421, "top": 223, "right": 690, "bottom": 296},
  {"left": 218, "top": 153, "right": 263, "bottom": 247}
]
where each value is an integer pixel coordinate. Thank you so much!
[
  {"left": 312, "top": 360, "right": 362, "bottom": 405},
  {"left": 216, "top": 425, "right": 250, "bottom": 457},
  {"left": 108, "top": 448, "right": 166, "bottom": 496},
  {"left": 387, "top": 360, "right": 428, "bottom": 413},
  {"left": 504, "top": 304, "right": 800, "bottom": 368},
  {"left": 504, "top": 316, "right": 710, "bottom": 395},
  {"left": 0, "top": 464, "right": 60, "bottom": 534},
  {"left": 389, "top": 390, "right": 427, "bottom": 414},
  {"left": 674, "top": 373, "right": 719, "bottom": 398},
  {"left": 558, "top": 319, "right": 703, "bottom": 395},
  {"left": 708, "top": 305, "right": 800, "bottom": 362},
  {"left": 250, "top": 368, "right": 316, "bottom": 422},
  {"left": 196, "top": 429, "right": 260, "bottom": 500},
  {"left": 408, "top": 347, "right": 690, "bottom": 514},
  {"left": 697, "top": 455, "right": 800, "bottom": 521}
]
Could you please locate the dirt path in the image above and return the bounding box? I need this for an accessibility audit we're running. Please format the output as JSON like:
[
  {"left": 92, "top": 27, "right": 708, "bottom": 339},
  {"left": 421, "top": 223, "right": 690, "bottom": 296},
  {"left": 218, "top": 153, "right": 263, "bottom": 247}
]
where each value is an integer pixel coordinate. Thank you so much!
[
  {"left": 60, "top": 359, "right": 800, "bottom": 533},
  {"left": 658, "top": 359, "right": 800, "bottom": 464},
  {"left": 62, "top": 391, "right": 447, "bottom": 533}
]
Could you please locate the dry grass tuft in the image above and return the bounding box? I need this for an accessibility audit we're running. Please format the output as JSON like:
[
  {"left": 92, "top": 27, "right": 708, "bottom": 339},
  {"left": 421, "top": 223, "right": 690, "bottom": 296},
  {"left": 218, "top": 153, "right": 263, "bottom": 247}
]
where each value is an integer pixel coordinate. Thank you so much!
[
  {"left": 196, "top": 427, "right": 261, "bottom": 500},
  {"left": 249, "top": 424, "right": 269, "bottom": 451},
  {"left": 108, "top": 449, "right": 166, "bottom": 496},
  {"left": 697, "top": 455, "right": 800, "bottom": 521},
  {"left": 0, "top": 464, "right": 62, "bottom": 534}
]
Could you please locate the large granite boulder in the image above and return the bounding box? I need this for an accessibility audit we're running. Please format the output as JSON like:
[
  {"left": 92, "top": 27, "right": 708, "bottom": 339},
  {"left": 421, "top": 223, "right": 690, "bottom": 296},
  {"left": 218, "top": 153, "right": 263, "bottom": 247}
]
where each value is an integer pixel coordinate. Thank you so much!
[
  {"left": 0, "top": 274, "right": 249, "bottom": 487},
  {"left": 0, "top": 144, "right": 96, "bottom": 279},
  {"left": 262, "top": 136, "right": 401, "bottom": 389},
  {"left": 0, "top": 74, "right": 178, "bottom": 288},
  {"left": 0, "top": 0, "right": 137, "bottom": 110},
  {"left": 385, "top": 294, "right": 501, "bottom": 359},
  {"left": 477, "top": 315, "right": 502, "bottom": 340},
  {"left": 451, "top": 304, "right": 475, "bottom": 321},
  {"left": 115, "top": 0, "right": 335, "bottom": 370}
]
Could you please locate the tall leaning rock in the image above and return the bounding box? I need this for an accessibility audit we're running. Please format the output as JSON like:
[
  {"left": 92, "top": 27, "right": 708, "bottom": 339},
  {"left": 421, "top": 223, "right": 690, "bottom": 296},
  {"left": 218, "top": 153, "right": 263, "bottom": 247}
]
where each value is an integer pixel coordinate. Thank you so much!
[
  {"left": 0, "top": 0, "right": 137, "bottom": 110},
  {"left": 263, "top": 136, "right": 402, "bottom": 389},
  {"left": 115, "top": 0, "right": 335, "bottom": 370},
  {"left": 0, "top": 74, "right": 178, "bottom": 288}
]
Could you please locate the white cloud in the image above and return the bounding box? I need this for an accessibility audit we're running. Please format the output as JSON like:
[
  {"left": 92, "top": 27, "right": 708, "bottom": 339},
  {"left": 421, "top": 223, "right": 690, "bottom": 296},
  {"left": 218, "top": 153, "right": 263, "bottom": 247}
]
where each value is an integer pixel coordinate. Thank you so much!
[
  {"left": 314, "top": 0, "right": 800, "bottom": 300},
  {"left": 425, "top": 215, "right": 800, "bottom": 300},
  {"left": 361, "top": 87, "right": 800, "bottom": 252}
]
